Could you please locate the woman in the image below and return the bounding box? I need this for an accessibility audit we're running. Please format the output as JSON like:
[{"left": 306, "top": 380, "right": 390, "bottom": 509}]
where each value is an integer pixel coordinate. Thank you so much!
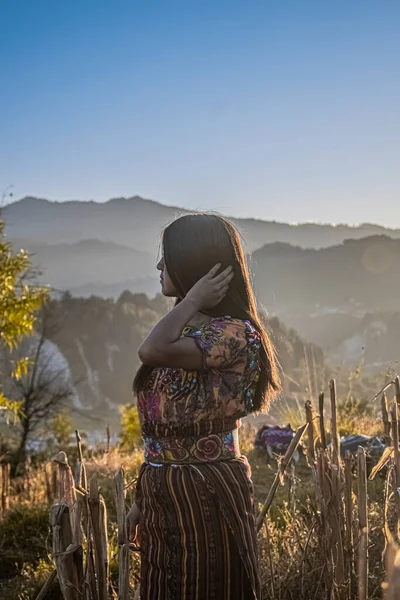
[{"left": 128, "top": 213, "right": 280, "bottom": 600}]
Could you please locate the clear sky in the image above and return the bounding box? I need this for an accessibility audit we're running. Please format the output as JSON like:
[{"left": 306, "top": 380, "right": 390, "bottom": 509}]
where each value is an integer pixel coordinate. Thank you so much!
[{"left": 1, "top": 0, "right": 399, "bottom": 225}]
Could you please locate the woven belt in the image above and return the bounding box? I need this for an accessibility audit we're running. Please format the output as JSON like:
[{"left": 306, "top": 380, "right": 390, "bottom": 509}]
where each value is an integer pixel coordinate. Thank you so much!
[{"left": 143, "top": 428, "right": 240, "bottom": 465}]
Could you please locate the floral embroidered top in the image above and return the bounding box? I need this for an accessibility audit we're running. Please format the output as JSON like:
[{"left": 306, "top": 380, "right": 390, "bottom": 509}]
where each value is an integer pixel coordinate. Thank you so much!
[{"left": 137, "top": 317, "right": 261, "bottom": 464}]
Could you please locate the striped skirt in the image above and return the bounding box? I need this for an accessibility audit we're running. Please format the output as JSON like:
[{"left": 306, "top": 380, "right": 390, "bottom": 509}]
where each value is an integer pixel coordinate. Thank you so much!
[{"left": 135, "top": 456, "right": 261, "bottom": 600}]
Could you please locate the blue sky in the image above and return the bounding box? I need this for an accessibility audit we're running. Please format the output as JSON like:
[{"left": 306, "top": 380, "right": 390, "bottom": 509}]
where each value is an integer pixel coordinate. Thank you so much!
[{"left": 1, "top": 0, "right": 399, "bottom": 225}]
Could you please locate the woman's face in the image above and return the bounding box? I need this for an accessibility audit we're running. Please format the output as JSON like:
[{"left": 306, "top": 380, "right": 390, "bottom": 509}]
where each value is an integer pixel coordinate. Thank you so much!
[{"left": 157, "top": 257, "right": 178, "bottom": 297}]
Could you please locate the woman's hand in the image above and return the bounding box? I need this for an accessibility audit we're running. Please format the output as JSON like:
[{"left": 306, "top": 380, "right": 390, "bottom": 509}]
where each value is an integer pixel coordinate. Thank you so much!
[
  {"left": 186, "top": 264, "right": 234, "bottom": 310},
  {"left": 127, "top": 502, "right": 141, "bottom": 547}
]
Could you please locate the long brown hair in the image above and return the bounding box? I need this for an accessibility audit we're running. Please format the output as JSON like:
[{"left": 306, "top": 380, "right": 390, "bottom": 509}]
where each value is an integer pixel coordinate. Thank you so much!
[{"left": 133, "top": 213, "right": 280, "bottom": 412}]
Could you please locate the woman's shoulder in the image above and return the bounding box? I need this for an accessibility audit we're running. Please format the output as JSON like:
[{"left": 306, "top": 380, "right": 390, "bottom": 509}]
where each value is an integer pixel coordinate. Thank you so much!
[
  {"left": 186, "top": 316, "right": 260, "bottom": 370},
  {"left": 200, "top": 316, "right": 258, "bottom": 338}
]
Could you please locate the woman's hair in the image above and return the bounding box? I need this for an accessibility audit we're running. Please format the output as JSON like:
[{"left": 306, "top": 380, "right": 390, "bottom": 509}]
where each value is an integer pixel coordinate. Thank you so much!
[{"left": 133, "top": 213, "right": 281, "bottom": 412}]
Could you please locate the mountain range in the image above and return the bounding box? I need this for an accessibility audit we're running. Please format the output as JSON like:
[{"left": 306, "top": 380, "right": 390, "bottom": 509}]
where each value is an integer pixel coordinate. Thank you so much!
[
  {"left": 4, "top": 195, "right": 400, "bottom": 370},
  {"left": 5, "top": 195, "right": 400, "bottom": 253}
]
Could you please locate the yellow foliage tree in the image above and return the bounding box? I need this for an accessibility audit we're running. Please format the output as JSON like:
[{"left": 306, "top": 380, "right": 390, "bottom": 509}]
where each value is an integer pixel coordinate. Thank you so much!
[
  {"left": 120, "top": 404, "right": 142, "bottom": 450},
  {"left": 0, "top": 218, "right": 48, "bottom": 416}
]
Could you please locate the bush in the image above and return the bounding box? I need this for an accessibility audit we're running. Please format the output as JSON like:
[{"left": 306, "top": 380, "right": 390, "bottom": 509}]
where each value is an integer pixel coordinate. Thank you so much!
[
  {"left": 120, "top": 404, "right": 142, "bottom": 450},
  {"left": 0, "top": 559, "right": 61, "bottom": 600},
  {"left": 0, "top": 505, "right": 50, "bottom": 579}
]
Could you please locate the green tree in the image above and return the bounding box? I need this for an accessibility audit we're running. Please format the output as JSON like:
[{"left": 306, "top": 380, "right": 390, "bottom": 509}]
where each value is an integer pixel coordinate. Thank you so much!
[
  {"left": 51, "top": 410, "right": 73, "bottom": 446},
  {"left": 0, "top": 219, "right": 48, "bottom": 417},
  {"left": 120, "top": 404, "right": 141, "bottom": 450}
]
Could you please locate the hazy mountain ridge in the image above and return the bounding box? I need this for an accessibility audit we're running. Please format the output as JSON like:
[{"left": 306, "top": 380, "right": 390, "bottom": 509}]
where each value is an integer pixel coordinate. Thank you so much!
[
  {"left": 13, "top": 237, "right": 154, "bottom": 291},
  {"left": 253, "top": 235, "right": 400, "bottom": 317},
  {"left": 43, "top": 292, "right": 321, "bottom": 421},
  {"left": 5, "top": 195, "right": 400, "bottom": 252},
  {"left": 5, "top": 195, "right": 400, "bottom": 369}
]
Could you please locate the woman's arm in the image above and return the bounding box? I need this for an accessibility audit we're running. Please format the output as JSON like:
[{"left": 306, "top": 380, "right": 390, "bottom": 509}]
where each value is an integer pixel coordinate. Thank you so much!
[{"left": 138, "top": 264, "right": 233, "bottom": 370}]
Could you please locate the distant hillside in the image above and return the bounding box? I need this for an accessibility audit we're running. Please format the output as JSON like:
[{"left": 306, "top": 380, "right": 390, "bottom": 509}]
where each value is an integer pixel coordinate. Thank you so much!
[
  {"left": 41, "top": 292, "right": 322, "bottom": 422},
  {"left": 12, "top": 238, "right": 156, "bottom": 292},
  {"left": 253, "top": 235, "right": 400, "bottom": 317},
  {"left": 5, "top": 196, "right": 400, "bottom": 371},
  {"left": 287, "top": 311, "right": 400, "bottom": 371},
  {"left": 5, "top": 195, "right": 400, "bottom": 254}
]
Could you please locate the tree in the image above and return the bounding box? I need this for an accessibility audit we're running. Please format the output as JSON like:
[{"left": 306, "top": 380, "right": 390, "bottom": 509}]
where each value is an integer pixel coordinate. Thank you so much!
[
  {"left": 5, "top": 310, "right": 79, "bottom": 471},
  {"left": 0, "top": 218, "right": 48, "bottom": 417},
  {"left": 120, "top": 404, "right": 141, "bottom": 450},
  {"left": 51, "top": 410, "right": 74, "bottom": 446}
]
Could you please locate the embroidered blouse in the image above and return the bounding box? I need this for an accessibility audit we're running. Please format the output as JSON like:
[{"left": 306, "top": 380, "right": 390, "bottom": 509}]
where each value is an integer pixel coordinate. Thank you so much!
[{"left": 137, "top": 316, "right": 261, "bottom": 438}]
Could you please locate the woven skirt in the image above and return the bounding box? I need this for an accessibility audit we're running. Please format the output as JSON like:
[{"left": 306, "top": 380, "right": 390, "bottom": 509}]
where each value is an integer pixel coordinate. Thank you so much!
[{"left": 135, "top": 456, "right": 261, "bottom": 600}]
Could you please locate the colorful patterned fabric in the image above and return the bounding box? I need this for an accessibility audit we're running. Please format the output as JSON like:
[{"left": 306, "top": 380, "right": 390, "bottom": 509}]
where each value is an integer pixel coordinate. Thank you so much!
[
  {"left": 136, "top": 317, "right": 262, "bottom": 599},
  {"left": 137, "top": 317, "right": 262, "bottom": 426},
  {"left": 143, "top": 428, "right": 240, "bottom": 465}
]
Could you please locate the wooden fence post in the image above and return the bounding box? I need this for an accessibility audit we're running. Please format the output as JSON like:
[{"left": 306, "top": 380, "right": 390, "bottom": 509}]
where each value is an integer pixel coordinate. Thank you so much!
[
  {"left": 89, "top": 474, "right": 109, "bottom": 600},
  {"left": 329, "top": 379, "right": 346, "bottom": 598},
  {"left": 391, "top": 403, "right": 400, "bottom": 540},
  {"left": 357, "top": 446, "right": 368, "bottom": 600},
  {"left": 114, "top": 468, "right": 130, "bottom": 599},
  {"left": 51, "top": 502, "right": 83, "bottom": 599},
  {"left": 344, "top": 450, "right": 354, "bottom": 594}
]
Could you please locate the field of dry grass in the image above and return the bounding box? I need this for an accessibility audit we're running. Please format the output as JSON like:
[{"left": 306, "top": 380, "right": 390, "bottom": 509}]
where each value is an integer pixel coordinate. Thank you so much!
[{"left": 1, "top": 380, "right": 400, "bottom": 599}]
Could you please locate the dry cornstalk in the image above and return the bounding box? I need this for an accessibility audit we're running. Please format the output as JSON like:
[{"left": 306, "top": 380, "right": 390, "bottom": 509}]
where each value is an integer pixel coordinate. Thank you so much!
[
  {"left": 44, "top": 462, "right": 54, "bottom": 505},
  {"left": 390, "top": 403, "right": 400, "bottom": 539},
  {"left": 114, "top": 469, "right": 130, "bottom": 599},
  {"left": 75, "top": 430, "right": 87, "bottom": 491},
  {"left": 256, "top": 422, "right": 308, "bottom": 531},
  {"left": 305, "top": 400, "right": 315, "bottom": 462},
  {"left": 314, "top": 451, "right": 333, "bottom": 591},
  {"left": 330, "top": 379, "right": 340, "bottom": 468},
  {"left": 344, "top": 451, "right": 354, "bottom": 592},
  {"left": 34, "top": 569, "right": 57, "bottom": 600},
  {"left": 327, "top": 379, "right": 346, "bottom": 597},
  {"left": 1, "top": 462, "right": 10, "bottom": 516},
  {"left": 74, "top": 434, "right": 97, "bottom": 600},
  {"left": 382, "top": 393, "right": 391, "bottom": 437},
  {"left": 395, "top": 376, "right": 400, "bottom": 409},
  {"left": 331, "top": 463, "right": 346, "bottom": 598},
  {"left": 89, "top": 474, "right": 109, "bottom": 600},
  {"left": 357, "top": 446, "right": 368, "bottom": 600},
  {"left": 106, "top": 425, "right": 111, "bottom": 454},
  {"left": 53, "top": 452, "right": 81, "bottom": 546},
  {"left": 384, "top": 543, "right": 400, "bottom": 599},
  {"left": 51, "top": 502, "right": 83, "bottom": 599},
  {"left": 319, "top": 392, "right": 327, "bottom": 450}
]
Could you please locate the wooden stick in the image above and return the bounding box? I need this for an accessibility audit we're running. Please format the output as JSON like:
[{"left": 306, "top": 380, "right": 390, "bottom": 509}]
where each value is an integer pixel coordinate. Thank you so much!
[
  {"left": 319, "top": 392, "right": 327, "bottom": 450},
  {"left": 330, "top": 379, "right": 340, "bottom": 468},
  {"left": 1, "top": 462, "right": 10, "bottom": 515},
  {"left": 395, "top": 376, "right": 400, "bottom": 409},
  {"left": 384, "top": 543, "right": 400, "bottom": 600},
  {"left": 106, "top": 425, "right": 111, "bottom": 454},
  {"left": 89, "top": 475, "right": 109, "bottom": 600},
  {"left": 305, "top": 400, "right": 315, "bottom": 462},
  {"left": 391, "top": 403, "right": 400, "bottom": 540},
  {"left": 357, "top": 447, "right": 368, "bottom": 600},
  {"left": 34, "top": 569, "right": 57, "bottom": 600},
  {"left": 344, "top": 450, "right": 354, "bottom": 593},
  {"left": 382, "top": 392, "right": 390, "bottom": 437},
  {"left": 256, "top": 423, "right": 308, "bottom": 531},
  {"left": 51, "top": 502, "right": 83, "bottom": 599},
  {"left": 75, "top": 430, "right": 83, "bottom": 462},
  {"left": 114, "top": 469, "right": 130, "bottom": 599}
]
